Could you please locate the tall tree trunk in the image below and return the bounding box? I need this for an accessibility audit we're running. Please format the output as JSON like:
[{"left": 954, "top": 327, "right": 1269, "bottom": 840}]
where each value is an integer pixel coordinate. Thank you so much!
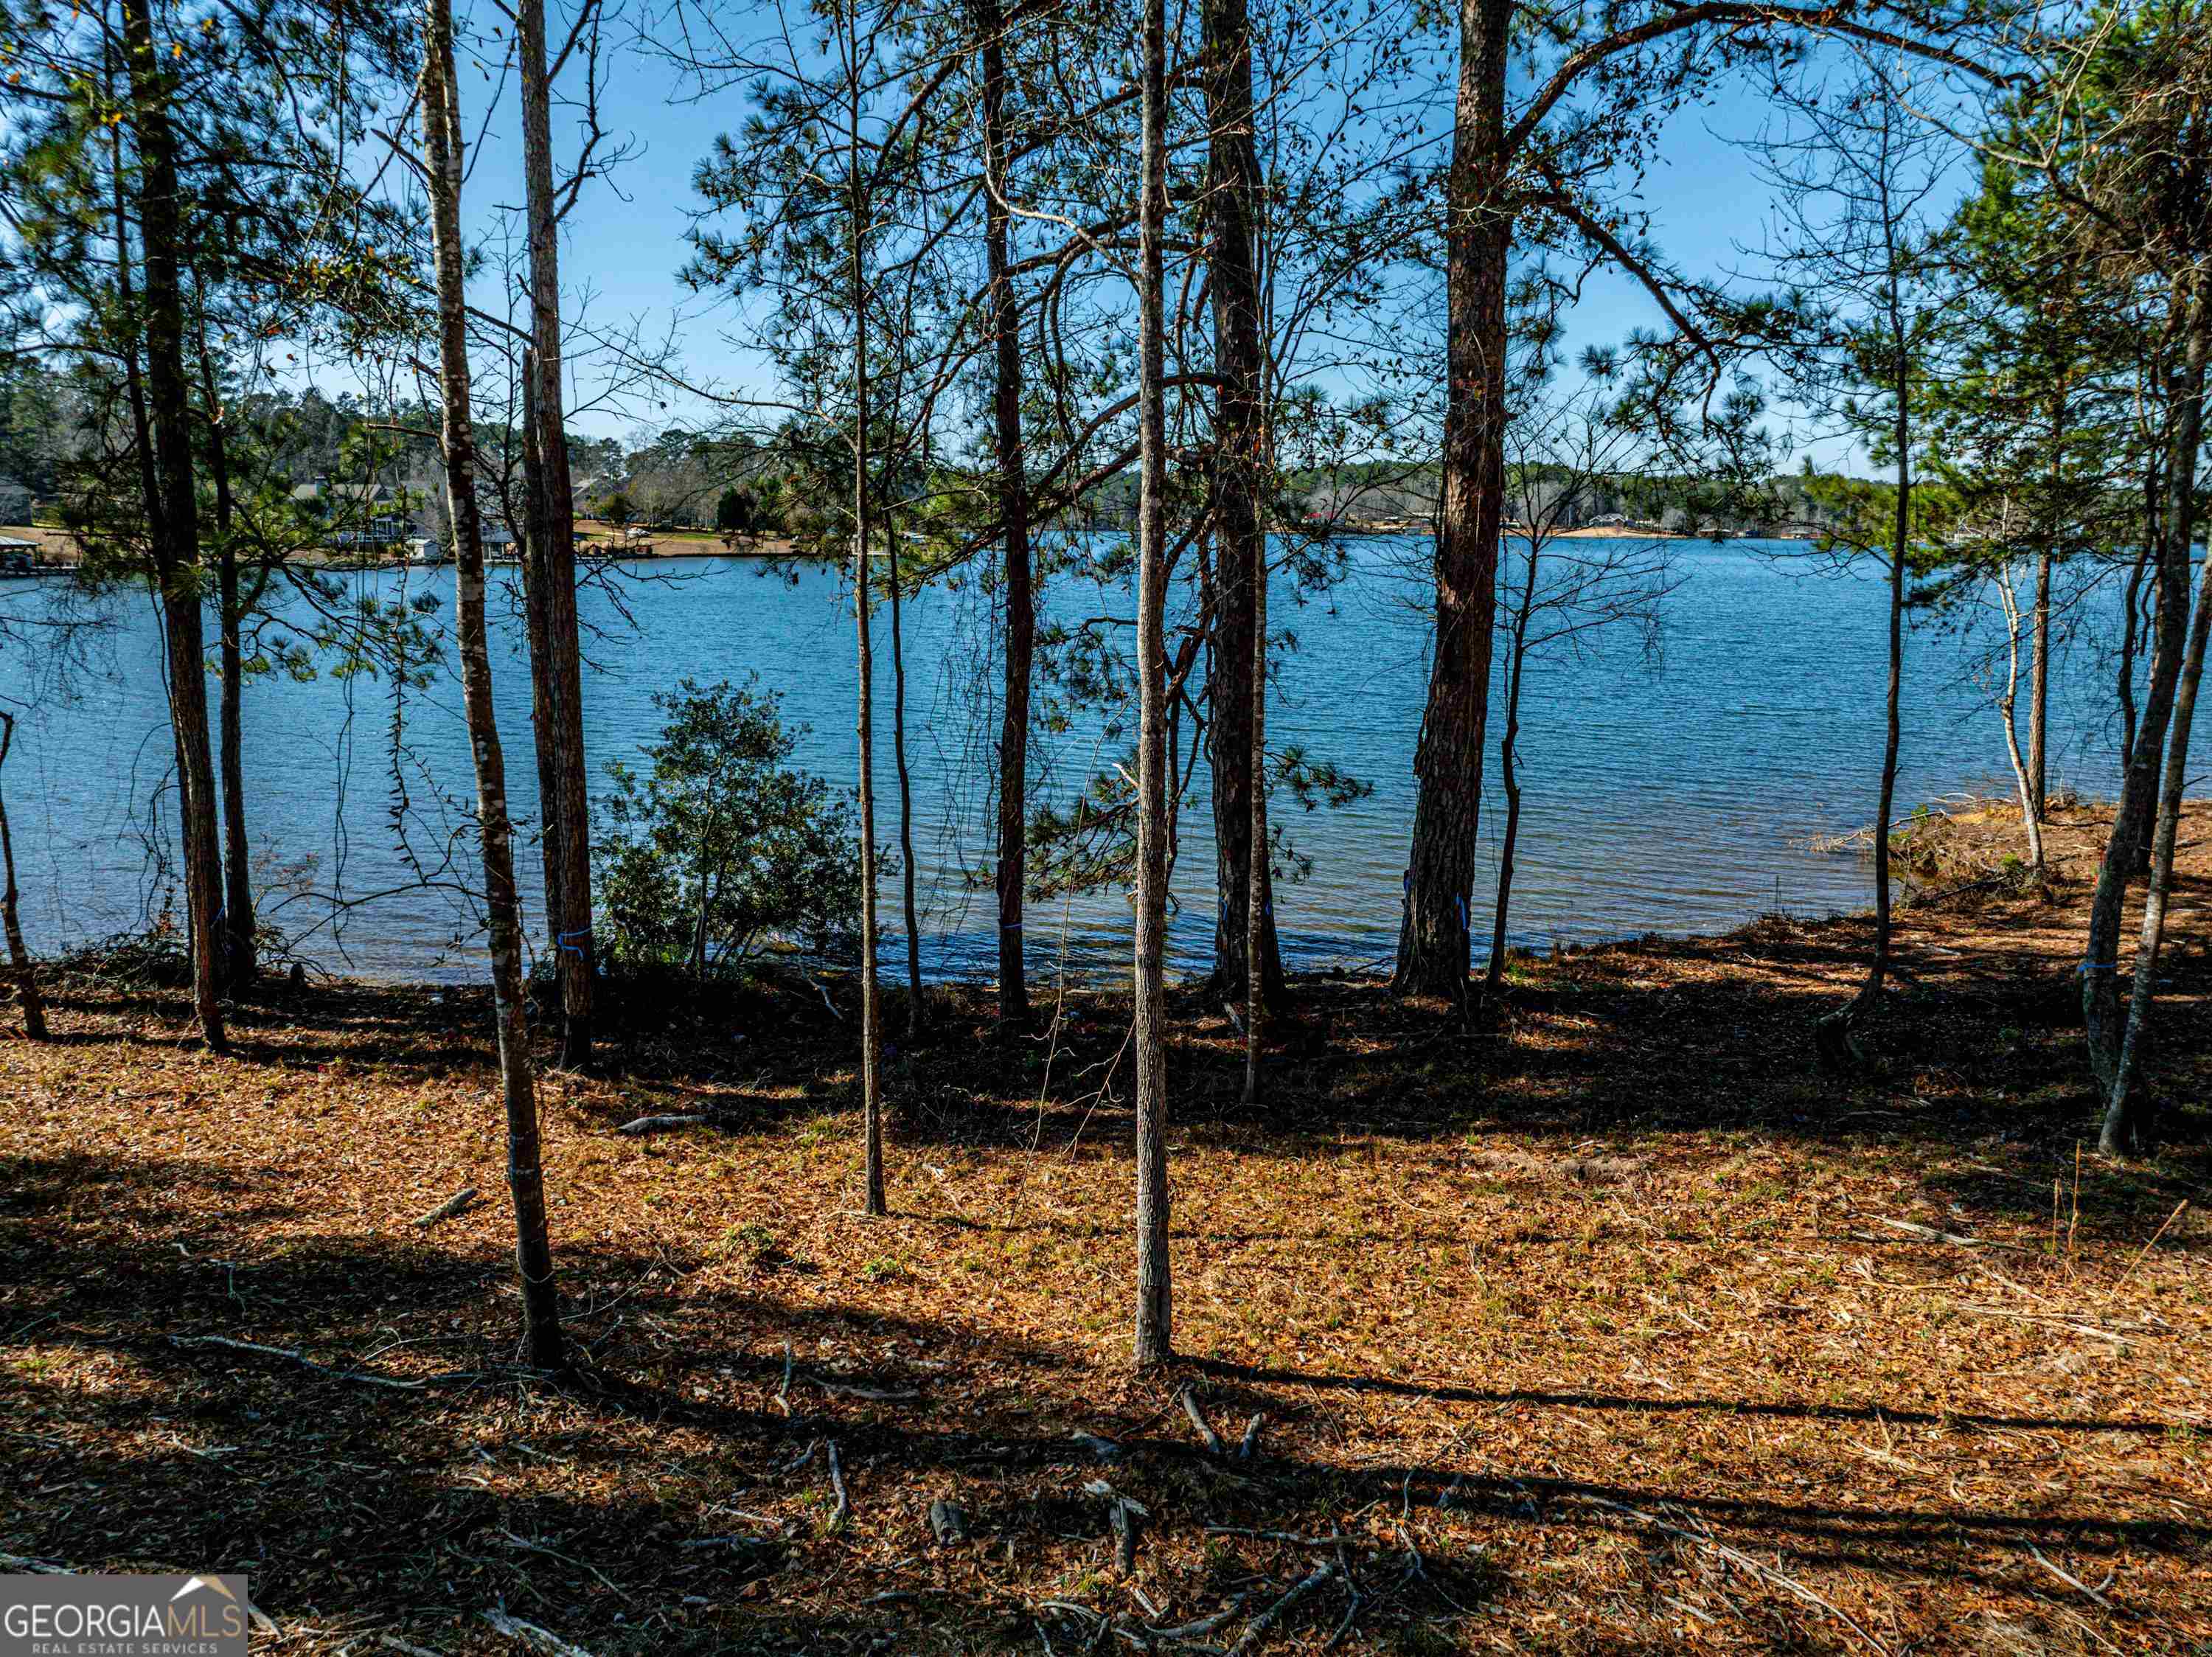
[
  {"left": 2028, "top": 546, "right": 2051, "bottom": 819},
  {"left": 1816, "top": 368, "right": 1909, "bottom": 1068},
  {"left": 2106, "top": 525, "right": 2212, "bottom": 1154},
  {"left": 119, "top": 0, "right": 225, "bottom": 1052},
  {"left": 113, "top": 132, "right": 202, "bottom": 975},
  {"left": 1996, "top": 567, "right": 2046, "bottom": 875},
  {"left": 978, "top": 0, "right": 1034, "bottom": 1030},
  {"left": 1131, "top": 0, "right": 1173, "bottom": 1369},
  {"left": 421, "top": 0, "right": 564, "bottom": 1370},
  {"left": 2099, "top": 297, "right": 2209, "bottom": 1152},
  {"left": 2117, "top": 491, "right": 2152, "bottom": 773},
  {"left": 1485, "top": 541, "right": 1537, "bottom": 999},
  {"left": 849, "top": 115, "right": 887, "bottom": 1219},
  {"left": 517, "top": 0, "right": 596, "bottom": 1071},
  {"left": 1395, "top": 0, "right": 1509, "bottom": 1001},
  {"left": 198, "top": 319, "right": 255, "bottom": 986},
  {"left": 520, "top": 352, "right": 568, "bottom": 938},
  {"left": 1201, "top": 0, "right": 1283, "bottom": 1007},
  {"left": 110, "top": 116, "right": 207, "bottom": 977},
  {"left": 886, "top": 507, "right": 922, "bottom": 1036},
  {"left": 2124, "top": 448, "right": 2163, "bottom": 878},
  {"left": 2084, "top": 291, "right": 2203, "bottom": 1101},
  {"left": 1242, "top": 462, "right": 1268, "bottom": 1103},
  {"left": 0, "top": 715, "right": 46, "bottom": 1040}
]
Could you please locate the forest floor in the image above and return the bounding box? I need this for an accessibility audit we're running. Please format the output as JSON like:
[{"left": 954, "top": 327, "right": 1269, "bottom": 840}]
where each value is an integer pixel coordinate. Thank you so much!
[{"left": 3, "top": 800, "right": 2208, "bottom": 1656}]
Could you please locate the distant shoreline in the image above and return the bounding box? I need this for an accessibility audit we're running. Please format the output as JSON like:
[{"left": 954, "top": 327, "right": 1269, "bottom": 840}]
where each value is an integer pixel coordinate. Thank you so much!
[{"left": 1, "top": 519, "right": 1818, "bottom": 573}]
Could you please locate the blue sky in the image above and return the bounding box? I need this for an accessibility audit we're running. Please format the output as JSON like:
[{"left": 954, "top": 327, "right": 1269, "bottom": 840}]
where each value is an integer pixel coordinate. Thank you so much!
[{"left": 426, "top": 13, "right": 1963, "bottom": 471}]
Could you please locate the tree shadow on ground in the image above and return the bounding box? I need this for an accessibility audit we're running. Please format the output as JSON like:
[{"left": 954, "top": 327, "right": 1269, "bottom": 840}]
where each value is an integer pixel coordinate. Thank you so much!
[{"left": 4, "top": 1147, "right": 2204, "bottom": 1654}]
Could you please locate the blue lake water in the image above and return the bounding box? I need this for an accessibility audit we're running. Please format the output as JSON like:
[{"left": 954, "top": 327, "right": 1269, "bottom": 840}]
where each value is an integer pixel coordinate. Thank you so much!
[{"left": 0, "top": 536, "right": 2126, "bottom": 984}]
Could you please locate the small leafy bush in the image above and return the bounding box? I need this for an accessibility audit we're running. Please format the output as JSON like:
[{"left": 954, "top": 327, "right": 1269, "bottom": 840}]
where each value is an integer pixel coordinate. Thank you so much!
[{"left": 595, "top": 678, "right": 861, "bottom": 978}]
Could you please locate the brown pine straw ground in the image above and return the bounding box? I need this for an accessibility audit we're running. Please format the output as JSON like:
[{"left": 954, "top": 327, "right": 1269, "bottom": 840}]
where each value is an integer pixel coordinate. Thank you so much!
[{"left": 3, "top": 801, "right": 2208, "bottom": 1656}]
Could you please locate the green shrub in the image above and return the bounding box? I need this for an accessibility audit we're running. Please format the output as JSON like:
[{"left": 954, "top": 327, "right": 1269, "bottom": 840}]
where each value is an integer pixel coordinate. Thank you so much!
[{"left": 595, "top": 678, "right": 861, "bottom": 977}]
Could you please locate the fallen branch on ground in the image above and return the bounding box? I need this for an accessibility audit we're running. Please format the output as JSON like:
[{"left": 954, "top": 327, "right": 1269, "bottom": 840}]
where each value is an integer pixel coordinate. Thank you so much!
[
  {"left": 1586, "top": 1496, "right": 1892, "bottom": 1657},
  {"left": 1204, "top": 1528, "right": 1395, "bottom": 1552},
  {"left": 1871, "top": 1215, "right": 2004, "bottom": 1249},
  {"left": 2027, "top": 1545, "right": 2116, "bottom": 1611},
  {"left": 481, "top": 1611, "right": 595, "bottom": 1657},
  {"left": 1181, "top": 1389, "right": 1225, "bottom": 1454},
  {"left": 1227, "top": 1561, "right": 1339, "bottom": 1656},
  {"left": 411, "top": 1187, "right": 479, "bottom": 1227},
  {"left": 495, "top": 1531, "right": 630, "bottom": 1601},
  {"left": 167, "top": 1334, "right": 433, "bottom": 1390},
  {"left": 827, "top": 1439, "right": 850, "bottom": 1532},
  {"left": 1121, "top": 1594, "right": 1249, "bottom": 1647},
  {"left": 615, "top": 1114, "right": 712, "bottom": 1136}
]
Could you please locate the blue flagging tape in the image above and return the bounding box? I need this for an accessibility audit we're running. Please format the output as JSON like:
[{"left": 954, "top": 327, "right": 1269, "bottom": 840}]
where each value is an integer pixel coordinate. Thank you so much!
[{"left": 557, "top": 927, "right": 592, "bottom": 959}]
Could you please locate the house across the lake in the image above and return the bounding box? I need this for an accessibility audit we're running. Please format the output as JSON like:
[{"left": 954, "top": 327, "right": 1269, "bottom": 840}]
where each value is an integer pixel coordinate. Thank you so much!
[{"left": 291, "top": 478, "right": 418, "bottom": 546}]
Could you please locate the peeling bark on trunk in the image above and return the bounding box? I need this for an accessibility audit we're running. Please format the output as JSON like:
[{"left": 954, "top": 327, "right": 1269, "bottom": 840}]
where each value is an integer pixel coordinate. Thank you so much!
[
  {"left": 2084, "top": 290, "right": 2203, "bottom": 1105},
  {"left": 1132, "top": 0, "right": 1173, "bottom": 1369},
  {"left": 0, "top": 715, "right": 46, "bottom": 1040},
  {"left": 518, "top": 0, "right": 595, "bottom": 1071},
  {"left": 978, "top": 0, "right": 1034, "bottom": 1030},
  {"left": 1396, "top": 0, "right": 1509, "bottom": 1002},
  {"left": 422, "top": 0, "right": 565, "bottom": 1369},
  {"left": 119, "top": 0, "right": 225, "bottom": 1052},
  {"left": 1202, "top": 0, "right": 1283, "bottom": 1007}
]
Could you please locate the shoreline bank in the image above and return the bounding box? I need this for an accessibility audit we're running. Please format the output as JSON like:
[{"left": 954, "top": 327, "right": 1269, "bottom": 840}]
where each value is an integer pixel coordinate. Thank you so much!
[{"left": 4, "top": 797, "right": 2205, "bottom": 1653}]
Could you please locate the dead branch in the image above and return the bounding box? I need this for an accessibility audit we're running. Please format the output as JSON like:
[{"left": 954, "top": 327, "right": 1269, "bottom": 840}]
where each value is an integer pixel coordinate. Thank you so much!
[
  {"left": 1203, "top": 1528, "right": 1396, "bottom": 1552},
  {"left": 2027, "top": 1545, "right": 2117, "bottom": 1610},
  {"left": 495, "top": 1531, "right": 630, "bottom": 1601},
  {"left": 1586, "top": 1497, "right": 1893, "bottom": 1657},
  {"left": 1180, "top": 1388, "right": 1225, "bottom": 1454},
  {"left": 480, "top": 1611, "right": 596, "bottom": 1657},
  {"left": 167, "top": 1334, "right": 431, "bottom": 1390},
  {"left": 827, "top": 1439, "right": 850, "bottom": 1532},
  {"left": 615, "top": 1113, "right": 711, "bottom": 1136},
  {"left": 1226, "top": 1561, "right": 1339, "bottom": 1656},
  {"left": 412, "top": 1187, "right": 479, "bottom": 1227},
  {"left": 1126, "top": 1595, "right": 1249, "bottom": 1644}
]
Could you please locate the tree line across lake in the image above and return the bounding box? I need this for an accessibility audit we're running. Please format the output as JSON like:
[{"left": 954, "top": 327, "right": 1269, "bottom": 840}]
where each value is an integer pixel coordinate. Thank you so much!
[{"left": 0, "top": 0, "right": 2205, "bottom": 1369}]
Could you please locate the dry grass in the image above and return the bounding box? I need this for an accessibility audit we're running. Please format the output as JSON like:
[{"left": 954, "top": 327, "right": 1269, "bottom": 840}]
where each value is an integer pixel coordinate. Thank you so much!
[{"left": 2, "top": 802, "right": 2208, "bottom": 1655}]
